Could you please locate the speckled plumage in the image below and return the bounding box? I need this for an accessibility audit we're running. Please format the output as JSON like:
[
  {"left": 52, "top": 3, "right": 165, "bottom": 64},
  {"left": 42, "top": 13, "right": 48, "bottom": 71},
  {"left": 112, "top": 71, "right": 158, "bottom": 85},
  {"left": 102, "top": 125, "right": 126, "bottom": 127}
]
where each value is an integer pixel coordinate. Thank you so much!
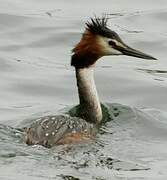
[{"left": 25, "top": 115, "right": 96, "bottom": 148}]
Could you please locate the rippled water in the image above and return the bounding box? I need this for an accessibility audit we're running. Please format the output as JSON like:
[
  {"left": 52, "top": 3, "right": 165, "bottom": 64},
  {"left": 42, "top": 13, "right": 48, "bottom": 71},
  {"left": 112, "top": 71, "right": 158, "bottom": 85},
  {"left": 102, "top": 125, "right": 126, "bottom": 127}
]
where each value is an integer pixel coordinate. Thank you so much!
[{"left": 0, "top": 0, "right": 167, "bottom": 179}]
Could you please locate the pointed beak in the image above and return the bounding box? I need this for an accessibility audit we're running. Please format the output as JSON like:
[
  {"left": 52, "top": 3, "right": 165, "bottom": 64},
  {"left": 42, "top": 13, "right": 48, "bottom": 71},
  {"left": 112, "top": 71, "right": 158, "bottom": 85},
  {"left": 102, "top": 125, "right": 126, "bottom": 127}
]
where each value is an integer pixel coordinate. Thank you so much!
[{"left": 118, "top": 45, "right": 157, "bottom": 60}]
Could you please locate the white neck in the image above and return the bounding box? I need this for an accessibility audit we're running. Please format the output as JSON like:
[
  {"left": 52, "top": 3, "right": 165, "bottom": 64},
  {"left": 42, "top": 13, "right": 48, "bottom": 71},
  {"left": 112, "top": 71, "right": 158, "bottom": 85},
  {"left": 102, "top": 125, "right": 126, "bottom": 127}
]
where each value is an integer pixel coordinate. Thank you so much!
[{"left": 75, "top": 67, "right": 102, "bottom": 123}]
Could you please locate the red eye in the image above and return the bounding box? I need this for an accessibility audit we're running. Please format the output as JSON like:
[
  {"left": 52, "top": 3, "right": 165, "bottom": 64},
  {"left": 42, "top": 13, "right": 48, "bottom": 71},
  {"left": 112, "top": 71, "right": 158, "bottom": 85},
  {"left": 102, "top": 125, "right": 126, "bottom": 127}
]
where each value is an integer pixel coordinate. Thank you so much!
[{"left": 108, "top": 40, "right": 116, "bottom": 47}]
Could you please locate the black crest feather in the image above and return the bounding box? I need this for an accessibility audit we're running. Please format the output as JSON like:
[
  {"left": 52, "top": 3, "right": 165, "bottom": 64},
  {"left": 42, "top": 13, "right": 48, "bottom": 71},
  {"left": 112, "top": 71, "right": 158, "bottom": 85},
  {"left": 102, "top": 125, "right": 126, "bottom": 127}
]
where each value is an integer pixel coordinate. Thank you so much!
[
  {"left": 86, "top": 16, "right": 122, "bottom": 41},
  {"left": 86, "top": 16, "right": 110, "bottom": 36}
]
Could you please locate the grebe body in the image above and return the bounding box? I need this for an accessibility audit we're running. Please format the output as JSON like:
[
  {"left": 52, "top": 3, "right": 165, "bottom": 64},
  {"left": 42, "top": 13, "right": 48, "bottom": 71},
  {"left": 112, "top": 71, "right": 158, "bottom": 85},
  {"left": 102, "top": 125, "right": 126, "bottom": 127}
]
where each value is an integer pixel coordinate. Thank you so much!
[
  {"left": 25, "top": 17, "right": 156, "bottom": 147},
  {"left": 25, "top": 115, "right": 96, "bottom": 147}
]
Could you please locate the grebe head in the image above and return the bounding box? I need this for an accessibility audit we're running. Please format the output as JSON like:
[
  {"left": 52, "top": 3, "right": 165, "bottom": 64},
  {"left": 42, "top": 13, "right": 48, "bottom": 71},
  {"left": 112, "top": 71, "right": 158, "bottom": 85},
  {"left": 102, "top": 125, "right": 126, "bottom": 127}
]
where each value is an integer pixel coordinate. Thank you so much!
[{"left": 71, "top": 17, "right": 156, "bottom": 68}]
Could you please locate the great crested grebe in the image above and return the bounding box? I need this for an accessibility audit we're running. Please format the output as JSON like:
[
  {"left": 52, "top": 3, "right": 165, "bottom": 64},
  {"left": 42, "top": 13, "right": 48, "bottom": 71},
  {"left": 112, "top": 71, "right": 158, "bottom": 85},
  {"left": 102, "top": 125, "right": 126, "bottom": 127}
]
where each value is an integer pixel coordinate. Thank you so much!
[{"left": 25, "top": 17, "right": 156, "bottom": 147}]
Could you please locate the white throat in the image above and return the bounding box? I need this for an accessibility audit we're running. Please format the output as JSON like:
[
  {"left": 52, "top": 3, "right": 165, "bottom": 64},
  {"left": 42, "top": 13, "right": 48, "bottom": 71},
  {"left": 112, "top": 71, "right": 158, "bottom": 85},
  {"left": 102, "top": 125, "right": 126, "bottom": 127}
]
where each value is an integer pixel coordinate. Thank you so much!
[{"left": 75, "top": 67, "right": 102, "bottom": 123}]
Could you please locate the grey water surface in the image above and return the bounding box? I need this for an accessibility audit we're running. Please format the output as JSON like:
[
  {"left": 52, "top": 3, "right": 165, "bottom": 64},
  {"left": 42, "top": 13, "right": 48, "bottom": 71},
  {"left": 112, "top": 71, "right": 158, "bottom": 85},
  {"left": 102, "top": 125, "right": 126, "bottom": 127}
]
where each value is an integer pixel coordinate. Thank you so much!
[{"left": 0, "top": 0, "right": 167, "bottom": 179}]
